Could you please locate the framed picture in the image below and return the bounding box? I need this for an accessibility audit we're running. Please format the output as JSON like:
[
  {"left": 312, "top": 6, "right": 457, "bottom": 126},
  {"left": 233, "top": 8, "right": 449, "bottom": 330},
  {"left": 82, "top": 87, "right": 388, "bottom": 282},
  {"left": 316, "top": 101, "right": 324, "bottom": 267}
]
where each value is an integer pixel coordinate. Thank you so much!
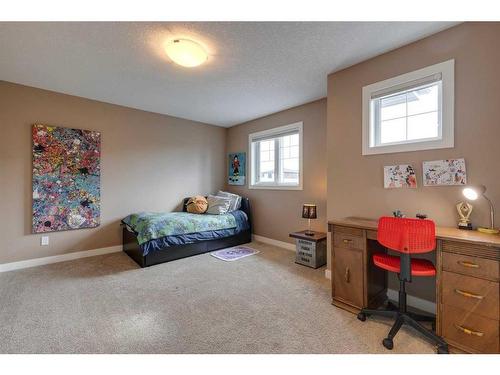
[
  {"left": 423, "top": 158, "right": 467, "bottom": 186},
  {"left": 383, "top": 164, "right": 417, "bottom": 189},
  {"left": 228, "top": 152, "right": 246, "bottom": 185},
  {"left": 32, "top": 124, "right": 101, "bottom": 233}
]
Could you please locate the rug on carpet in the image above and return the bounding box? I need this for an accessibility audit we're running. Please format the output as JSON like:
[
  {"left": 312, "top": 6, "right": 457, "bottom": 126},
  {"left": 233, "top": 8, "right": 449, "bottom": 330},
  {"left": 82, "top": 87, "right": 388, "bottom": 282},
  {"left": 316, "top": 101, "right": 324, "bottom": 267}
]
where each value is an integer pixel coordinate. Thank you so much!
[{"left": 210, "top": 246, "right": 259, "bottom": 261}]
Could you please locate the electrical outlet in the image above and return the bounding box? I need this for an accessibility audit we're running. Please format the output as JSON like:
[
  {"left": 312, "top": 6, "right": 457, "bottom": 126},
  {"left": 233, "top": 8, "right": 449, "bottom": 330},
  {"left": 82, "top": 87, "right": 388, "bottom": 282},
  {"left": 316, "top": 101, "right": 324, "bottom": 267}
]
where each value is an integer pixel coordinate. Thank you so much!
[{"left": 41, "top": 236, "right": 49, "bottom": 246}]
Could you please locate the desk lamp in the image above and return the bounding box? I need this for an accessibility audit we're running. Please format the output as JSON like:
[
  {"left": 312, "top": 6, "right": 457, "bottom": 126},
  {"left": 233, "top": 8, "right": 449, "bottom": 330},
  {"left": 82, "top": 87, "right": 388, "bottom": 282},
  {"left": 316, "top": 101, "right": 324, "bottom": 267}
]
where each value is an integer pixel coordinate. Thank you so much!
[
  {"left": 462, "top": 185, "right": 499, "bottom": 234},
  {"left": 302, "top": 204, "right": 317, "bottom": 236}
]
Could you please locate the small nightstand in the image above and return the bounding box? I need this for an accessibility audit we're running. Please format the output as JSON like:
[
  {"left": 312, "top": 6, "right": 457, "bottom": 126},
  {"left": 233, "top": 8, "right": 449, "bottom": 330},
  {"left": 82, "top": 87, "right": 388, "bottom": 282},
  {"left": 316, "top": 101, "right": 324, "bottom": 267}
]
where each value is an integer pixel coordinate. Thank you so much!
[{"left": 289, "top": 230, "right": 327, "bottom": 269}]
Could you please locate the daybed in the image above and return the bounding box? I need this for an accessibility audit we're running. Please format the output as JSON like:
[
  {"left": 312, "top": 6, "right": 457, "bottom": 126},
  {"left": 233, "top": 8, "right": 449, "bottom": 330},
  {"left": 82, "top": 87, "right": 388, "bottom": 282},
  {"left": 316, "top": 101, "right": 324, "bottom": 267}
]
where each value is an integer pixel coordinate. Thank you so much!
[{"left": 122, "top": 197, "right": 251, "bottom": 267}]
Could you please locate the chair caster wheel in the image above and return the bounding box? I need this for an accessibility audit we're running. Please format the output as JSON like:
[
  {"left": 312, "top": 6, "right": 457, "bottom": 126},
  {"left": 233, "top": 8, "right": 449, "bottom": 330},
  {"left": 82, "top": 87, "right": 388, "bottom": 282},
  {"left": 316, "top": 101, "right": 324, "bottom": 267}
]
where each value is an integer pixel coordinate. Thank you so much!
[
  {"left": 382, "top": 338, "right": 394, "bottom": 350},
  {"left": 437, "top": 345, "right": 449, "bottom": 354},
  {"left": 357, "top": 313, "right": 367, "bottom": 322}
]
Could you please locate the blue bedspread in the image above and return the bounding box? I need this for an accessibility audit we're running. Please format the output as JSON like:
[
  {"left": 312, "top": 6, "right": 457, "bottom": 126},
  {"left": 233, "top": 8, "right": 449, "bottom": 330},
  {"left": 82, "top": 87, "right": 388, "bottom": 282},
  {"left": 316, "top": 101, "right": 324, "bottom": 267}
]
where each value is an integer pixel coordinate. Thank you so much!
[{"left": 122, "top": 210, "right": 249, "bottom": 256}]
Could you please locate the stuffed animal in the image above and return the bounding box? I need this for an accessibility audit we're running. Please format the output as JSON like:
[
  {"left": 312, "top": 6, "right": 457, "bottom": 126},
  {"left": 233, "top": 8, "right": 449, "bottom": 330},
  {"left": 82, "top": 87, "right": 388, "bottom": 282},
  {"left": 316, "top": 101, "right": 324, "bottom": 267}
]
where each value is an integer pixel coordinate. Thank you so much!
[{"left": 186, "top": 195, "right": 208, "bottom": 214}]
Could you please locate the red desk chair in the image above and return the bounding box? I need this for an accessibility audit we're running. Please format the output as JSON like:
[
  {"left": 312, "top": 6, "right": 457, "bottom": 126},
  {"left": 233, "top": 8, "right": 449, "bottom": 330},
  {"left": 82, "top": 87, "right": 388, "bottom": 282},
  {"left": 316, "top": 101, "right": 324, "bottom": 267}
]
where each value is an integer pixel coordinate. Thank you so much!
[{"left": 357, "top": 217, "right": 449, "bottom": 354}]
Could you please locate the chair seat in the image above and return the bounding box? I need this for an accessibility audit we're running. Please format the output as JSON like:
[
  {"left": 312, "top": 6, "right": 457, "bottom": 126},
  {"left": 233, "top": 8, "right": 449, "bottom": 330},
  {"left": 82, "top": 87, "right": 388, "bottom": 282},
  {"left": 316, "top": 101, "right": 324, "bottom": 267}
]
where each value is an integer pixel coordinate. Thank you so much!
[{"left": 373, "top": 253, "right": 436, "bottom": 276}]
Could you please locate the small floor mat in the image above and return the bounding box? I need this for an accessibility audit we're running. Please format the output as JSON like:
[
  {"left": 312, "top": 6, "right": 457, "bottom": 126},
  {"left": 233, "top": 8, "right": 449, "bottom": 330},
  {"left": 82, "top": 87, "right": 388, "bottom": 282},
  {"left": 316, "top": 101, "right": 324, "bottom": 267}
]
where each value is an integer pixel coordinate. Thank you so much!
[{"left": 210, "top": 246, "right": 260, "bottom": 261}]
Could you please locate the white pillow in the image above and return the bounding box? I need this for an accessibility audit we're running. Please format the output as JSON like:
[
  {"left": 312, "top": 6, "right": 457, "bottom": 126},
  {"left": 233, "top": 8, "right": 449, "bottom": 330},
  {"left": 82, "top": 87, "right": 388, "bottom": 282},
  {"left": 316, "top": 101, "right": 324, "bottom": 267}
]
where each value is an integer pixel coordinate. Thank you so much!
[
  {"left": 216, "top": 191, "right": 242, "bottom": 211},
  {"left": 206, "top": 195, "right": 232, "bottom": 215}
]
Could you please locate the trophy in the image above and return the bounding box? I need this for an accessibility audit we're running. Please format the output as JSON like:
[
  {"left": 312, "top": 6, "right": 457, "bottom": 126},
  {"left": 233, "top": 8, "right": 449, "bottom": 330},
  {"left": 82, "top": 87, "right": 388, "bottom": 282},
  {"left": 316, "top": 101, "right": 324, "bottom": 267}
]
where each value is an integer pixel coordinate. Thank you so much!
[{"left": 456, "top": 201, "right": 473, "bottom": 230}]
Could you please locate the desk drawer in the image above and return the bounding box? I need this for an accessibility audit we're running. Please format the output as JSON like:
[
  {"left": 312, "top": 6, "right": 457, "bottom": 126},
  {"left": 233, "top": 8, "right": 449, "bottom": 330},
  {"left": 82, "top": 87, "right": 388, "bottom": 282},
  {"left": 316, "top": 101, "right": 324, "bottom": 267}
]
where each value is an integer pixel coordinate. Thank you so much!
[
  {"left": 333, "top": 233, "right": 364, "bottom": 251},
  {"left": 441, "top": 271, "right": 499, "bottom": 320},
  {"left": 442, "top": 304, "right": 499, "bottom": 353},
  {"left": 442, "top": 252, "right": 499, "bottom": 281},
  {"left": 332, "top": 225, "right": 364, "bottom": 237},
  {"left": 441, "top": 240, "right": 500, "bottom": 260}
]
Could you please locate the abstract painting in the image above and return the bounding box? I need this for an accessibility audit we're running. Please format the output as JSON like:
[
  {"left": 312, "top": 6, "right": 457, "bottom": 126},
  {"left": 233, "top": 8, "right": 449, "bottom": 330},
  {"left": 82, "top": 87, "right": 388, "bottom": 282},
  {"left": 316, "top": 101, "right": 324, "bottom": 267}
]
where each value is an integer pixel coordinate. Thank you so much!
[
  {"left": 228, "top": 152, "right": 246, "bottom": 185},
  {"left": 383, "top": 164, "right": 417, "bottom": 189},
  {"left": 32, "top": 124, "right": 101, "bottom": 233},
  {"left": 423, "top": 158, "right": 467, "bottom": 186}
]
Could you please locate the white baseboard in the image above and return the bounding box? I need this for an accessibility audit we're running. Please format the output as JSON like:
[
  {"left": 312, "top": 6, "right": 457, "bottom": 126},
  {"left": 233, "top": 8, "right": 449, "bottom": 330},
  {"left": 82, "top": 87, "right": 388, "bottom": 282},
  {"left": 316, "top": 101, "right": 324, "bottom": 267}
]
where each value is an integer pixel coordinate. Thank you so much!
[
  {"left": 0, "top": 245, "right": 122, "bottom": 273},
  {"left": 387, "top": 289, "right": 436, "bottom": 314},
  {"left": 252, "top": 234, "right": 295, "bottom": 252},
  {"left": 325, "top": 269, "right": 331, "bottom": 280}
]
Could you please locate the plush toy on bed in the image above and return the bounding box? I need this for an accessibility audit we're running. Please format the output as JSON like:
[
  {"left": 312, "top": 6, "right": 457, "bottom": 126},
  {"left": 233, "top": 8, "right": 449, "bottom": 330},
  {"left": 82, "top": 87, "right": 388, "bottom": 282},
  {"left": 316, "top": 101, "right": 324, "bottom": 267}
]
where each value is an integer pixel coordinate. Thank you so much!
[{"left": 186, "top": 195, "right": 208, "bottom": 214}]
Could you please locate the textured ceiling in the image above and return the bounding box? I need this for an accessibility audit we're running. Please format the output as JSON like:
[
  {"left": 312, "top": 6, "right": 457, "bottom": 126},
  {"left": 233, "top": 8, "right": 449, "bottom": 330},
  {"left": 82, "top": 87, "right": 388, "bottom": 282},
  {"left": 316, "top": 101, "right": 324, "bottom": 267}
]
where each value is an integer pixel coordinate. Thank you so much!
[{"left": 0, "top": 22, "right": 458, "bottom": 127}]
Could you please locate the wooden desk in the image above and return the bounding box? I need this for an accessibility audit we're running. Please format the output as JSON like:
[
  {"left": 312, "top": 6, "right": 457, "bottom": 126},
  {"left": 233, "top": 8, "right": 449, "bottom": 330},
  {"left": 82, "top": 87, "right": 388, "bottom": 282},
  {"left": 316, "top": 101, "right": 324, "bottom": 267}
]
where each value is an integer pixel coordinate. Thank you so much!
[{"left": 328, "top": 217, "right": 500, "bottom": 354}]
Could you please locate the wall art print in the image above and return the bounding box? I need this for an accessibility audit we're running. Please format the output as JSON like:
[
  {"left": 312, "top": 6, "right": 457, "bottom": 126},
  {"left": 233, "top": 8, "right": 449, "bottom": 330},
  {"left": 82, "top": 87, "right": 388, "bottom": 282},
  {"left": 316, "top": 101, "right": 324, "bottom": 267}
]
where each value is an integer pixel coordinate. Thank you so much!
[
  {"left": 383, "top": 164, "right": 417, "bottom": 189},
  {"left": 423, "top": 158, "right": 467, "bottom": 186},
  {"left": 228, "top": 152, "right": 246, "bottom": 186},
  {"left": 32, "top": 124, "right": 101, "bottom": 233}
]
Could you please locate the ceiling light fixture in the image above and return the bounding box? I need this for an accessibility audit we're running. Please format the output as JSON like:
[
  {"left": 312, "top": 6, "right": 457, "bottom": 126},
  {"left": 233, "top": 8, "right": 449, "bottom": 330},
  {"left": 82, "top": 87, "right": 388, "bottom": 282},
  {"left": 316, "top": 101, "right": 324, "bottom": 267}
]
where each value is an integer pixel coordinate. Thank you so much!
[{"left": 165, "top": 39, "right": 208, "bottom": 68}]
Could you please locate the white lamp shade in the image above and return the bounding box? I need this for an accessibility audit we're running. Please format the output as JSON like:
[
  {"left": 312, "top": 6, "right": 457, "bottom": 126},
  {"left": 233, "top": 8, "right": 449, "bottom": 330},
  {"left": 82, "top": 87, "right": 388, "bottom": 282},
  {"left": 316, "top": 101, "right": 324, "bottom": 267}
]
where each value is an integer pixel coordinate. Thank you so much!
[
  {"left": 462, "top": 185, "right": 486, "bottom": 201},
  {"left": 463, "top": 187, "right": 479, "bottom": 200}
]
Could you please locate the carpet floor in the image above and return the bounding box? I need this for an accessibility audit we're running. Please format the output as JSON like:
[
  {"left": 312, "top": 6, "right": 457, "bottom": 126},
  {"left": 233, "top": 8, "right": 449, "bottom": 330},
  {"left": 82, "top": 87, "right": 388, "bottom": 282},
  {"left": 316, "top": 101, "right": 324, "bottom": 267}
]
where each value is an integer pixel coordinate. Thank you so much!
[{"left": 0, "top": 241, "right": 435, "bottom": 353}]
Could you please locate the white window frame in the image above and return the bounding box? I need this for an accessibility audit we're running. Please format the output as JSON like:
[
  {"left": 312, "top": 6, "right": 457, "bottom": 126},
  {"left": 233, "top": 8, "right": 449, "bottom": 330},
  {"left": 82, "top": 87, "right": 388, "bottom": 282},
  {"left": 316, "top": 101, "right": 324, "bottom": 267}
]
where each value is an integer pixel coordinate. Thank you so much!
[
  {"left": 248, "top": 122, "right": 303, "bottom": 190},
  {"left": 362, "top": 59, "right": 455, "bottom": 155}
]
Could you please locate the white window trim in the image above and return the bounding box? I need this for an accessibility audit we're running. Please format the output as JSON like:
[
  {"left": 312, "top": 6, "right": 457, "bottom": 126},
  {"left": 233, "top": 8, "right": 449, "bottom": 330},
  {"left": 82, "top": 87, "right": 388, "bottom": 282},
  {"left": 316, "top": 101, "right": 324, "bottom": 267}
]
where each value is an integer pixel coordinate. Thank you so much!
[
  {"left": 248, "top": 122, "right": 303, "bottom": 190},
  {"left": 362, "top": 59, "right": 455, "bottom": 155}
]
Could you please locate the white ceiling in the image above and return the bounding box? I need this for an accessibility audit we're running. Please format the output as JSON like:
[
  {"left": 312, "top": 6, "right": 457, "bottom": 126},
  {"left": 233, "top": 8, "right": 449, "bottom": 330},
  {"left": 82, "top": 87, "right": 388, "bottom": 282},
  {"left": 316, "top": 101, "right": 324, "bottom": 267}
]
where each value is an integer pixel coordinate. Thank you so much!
[{"left": 0, "top": 22, "right": 458, "bottom": 127}]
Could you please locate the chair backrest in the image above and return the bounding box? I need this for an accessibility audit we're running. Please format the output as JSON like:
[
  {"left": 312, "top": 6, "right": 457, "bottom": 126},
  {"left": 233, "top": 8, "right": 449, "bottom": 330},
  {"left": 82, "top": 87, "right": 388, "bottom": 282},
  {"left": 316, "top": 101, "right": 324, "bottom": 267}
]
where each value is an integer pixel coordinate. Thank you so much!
[{"left": 377, "top": 217, "right": 436, "bottom": 254}]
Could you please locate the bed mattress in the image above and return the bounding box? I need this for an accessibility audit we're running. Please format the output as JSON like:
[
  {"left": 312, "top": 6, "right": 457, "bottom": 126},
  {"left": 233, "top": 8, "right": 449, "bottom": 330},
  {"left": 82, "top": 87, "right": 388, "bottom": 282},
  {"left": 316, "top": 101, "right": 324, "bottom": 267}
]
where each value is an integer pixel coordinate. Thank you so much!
[{"left": 122, "top": 210, "right": 249, "bottom": 256}]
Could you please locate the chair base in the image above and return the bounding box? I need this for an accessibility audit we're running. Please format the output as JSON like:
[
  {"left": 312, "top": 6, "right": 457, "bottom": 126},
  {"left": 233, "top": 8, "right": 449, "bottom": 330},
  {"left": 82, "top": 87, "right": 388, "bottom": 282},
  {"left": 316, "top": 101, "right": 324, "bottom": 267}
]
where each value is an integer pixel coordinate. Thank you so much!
[{"left": 357, "top": 307, "right": 449, "bottom": 354}]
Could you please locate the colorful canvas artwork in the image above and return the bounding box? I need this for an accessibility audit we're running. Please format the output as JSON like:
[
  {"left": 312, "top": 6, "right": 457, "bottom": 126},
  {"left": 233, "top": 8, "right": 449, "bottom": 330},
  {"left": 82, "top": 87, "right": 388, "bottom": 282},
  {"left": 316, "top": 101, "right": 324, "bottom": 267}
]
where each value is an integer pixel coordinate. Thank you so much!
[
  {"left": 383, "top": 164, "right": 417, "bottom": 189},
  {"left": 228, "top": 152, "right": 246, "bottom": 185},
  {"left": 32, "top": 124, "right": 101, "bottom": 233},
  {"left": 423, "top": 158, "right": 467, "bottom": 186}
]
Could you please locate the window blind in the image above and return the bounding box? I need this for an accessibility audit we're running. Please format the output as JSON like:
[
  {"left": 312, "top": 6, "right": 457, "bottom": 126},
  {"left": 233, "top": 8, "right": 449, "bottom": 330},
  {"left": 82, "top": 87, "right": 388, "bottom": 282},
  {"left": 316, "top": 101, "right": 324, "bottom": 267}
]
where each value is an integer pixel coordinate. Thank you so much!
[
  {"left": 250, "top": 129, "right": 299, "bottom": 143},
  {"left": 370, "top": 73, "right": 442, "bottom": 100}
]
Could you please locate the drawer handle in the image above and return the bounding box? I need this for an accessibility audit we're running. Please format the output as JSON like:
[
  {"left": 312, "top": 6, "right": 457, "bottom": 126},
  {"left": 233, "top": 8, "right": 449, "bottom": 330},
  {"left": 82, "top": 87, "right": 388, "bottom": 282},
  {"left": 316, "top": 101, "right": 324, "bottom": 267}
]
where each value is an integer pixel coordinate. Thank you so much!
[
  {"left": 454, "top": 289, "right": 484, "bottom": 300},
  {"left": 344, "top": 267, "right": 350, "bottom": 283},
  {"left": 457, "top": 260, "right": 480, "bottom": 269},
  {"left": 454, "top": 324, "right": 484, "bottom": 337},
  {"left": 343, "top": 239, "right": 353, "bottom": 244}
]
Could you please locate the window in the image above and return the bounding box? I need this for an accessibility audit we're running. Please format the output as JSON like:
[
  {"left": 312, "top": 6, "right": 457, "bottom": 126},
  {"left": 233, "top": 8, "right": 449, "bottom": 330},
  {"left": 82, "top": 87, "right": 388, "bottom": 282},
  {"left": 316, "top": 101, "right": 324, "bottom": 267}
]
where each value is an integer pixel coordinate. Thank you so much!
[
  {"left": 249, "top": 122, "right": 303, "bottom": 190},
  {"left": 362, "top": 59, "right": 454, "bottom": 155}
]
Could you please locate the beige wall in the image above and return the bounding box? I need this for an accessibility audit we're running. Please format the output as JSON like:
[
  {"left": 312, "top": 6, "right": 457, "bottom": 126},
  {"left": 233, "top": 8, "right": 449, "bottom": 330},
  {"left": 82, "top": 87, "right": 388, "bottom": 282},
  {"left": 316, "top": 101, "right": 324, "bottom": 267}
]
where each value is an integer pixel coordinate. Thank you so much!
[
  {"left": 0, "top": 81, "right": 226, "bottom": 264},
  {"left": 226, "top": 99, "right": 327, "bottom": 244},
  {"left": 327, "top": 22, "right": 500, "bottom": 301}
]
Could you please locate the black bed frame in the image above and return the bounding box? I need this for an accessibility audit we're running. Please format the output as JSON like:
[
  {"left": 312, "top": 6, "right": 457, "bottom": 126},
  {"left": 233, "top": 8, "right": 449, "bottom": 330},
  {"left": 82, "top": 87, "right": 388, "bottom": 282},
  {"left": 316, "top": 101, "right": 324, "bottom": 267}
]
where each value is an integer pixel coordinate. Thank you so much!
[{"left": 122, "top": 197, "right": 252, "bottom": 267}]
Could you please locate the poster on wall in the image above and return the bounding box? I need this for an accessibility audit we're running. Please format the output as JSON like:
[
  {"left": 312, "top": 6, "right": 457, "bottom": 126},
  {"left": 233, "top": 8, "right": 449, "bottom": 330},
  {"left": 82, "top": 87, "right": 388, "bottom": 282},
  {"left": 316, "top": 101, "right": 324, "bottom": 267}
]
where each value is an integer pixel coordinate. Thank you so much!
[
  {"left": 423, "top": 158, "right": 467, "bottom": 186},
  {"left": 228, "top": 152, "right": 246, "bottom": 185},
  {"left": 383, "top": 164, "right": 417, "bottom": 189},
  {"left": 32, "top": 124, "right": 101, "bottom": 233}
]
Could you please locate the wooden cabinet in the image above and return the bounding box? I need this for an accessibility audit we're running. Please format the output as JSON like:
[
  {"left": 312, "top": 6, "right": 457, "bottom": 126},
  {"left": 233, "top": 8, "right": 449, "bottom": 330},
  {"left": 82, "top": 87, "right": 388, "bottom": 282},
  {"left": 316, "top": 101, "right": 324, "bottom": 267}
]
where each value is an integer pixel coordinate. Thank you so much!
[
  {"left": 330, "top": 224, "right": 386, "bottom": 313},
  {"left": 333, "top": 246, "right": 364, "bottom": 308}
]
